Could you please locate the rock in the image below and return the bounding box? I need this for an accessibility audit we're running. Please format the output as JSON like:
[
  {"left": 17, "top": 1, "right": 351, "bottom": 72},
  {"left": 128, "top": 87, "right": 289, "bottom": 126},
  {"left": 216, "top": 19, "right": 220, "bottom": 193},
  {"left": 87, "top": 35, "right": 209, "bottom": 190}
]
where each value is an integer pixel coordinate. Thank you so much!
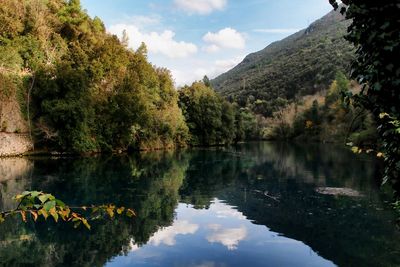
[
  {"left": 0, "top": 133, "right": 33, "bottom": 157},
  {"left": 315, "top": 187, "right": 363, "bottom": 197}
]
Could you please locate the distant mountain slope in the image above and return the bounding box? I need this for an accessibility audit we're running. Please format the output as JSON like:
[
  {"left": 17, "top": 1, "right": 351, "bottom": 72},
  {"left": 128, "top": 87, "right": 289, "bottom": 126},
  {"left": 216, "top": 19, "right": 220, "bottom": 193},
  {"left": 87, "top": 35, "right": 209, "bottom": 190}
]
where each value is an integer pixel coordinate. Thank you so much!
[{"left": 211, "top": 9, "right": 354, "bottom": 115}]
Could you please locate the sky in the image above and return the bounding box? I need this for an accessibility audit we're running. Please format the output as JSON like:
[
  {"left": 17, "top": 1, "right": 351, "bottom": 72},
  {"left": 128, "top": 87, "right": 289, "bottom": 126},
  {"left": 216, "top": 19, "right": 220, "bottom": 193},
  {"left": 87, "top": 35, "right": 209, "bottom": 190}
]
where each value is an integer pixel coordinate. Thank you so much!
[{"left": 81, "top": 0, "right": 334, "bottom": 86}]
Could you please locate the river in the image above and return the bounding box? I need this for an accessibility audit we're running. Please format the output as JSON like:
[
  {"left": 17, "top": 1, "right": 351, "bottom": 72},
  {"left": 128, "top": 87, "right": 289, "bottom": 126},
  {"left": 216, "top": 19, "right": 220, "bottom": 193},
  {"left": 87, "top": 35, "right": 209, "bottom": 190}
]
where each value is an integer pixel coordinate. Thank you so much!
[{"left": 0, "top": 142, "right": 399, "bottom": 267}]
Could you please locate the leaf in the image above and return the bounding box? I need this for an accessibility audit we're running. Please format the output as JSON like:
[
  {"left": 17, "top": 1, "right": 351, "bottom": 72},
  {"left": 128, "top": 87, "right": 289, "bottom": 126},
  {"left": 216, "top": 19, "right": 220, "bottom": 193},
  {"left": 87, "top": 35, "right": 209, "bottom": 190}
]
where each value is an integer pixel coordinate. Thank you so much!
[
  {"left": 30, "top": 211, "right": 38, "bottom": 222},
  {"left": 21, "top": 191, "right": 31, "bottom": 196},
  {"left": 82, "top": 218, "right": 91, "bottom": 230},
  {"left": 20, "top": 211, "right": 27, "bottom": 223},
  {"left": 0, "top": 214, "right": 4, "bottom": 223},
  {"left": 126, "top": 209, "right": 136, "bottom": 217},
  {"left": 30, "top": 191, "right": 40, "bottom": 198},
  {"left": 38, "top": 209, "right": 49, "bottom": 220},
  {"left": 377, "top": 152, "right": 384, "bottom": 158},
  {"left": 117, "top": 207, "right": 125, "bottom": 215},
  {"left": 43, "top": 200, "right": 56, "bottom": 211},
  {"left": 49, "top": 207, "right": 59, "bottom": 222},
  {"left": 106, "top": 208, "right": 114, "bottom": 218},
  {"left": 14, "top": 194, "right": 25, "bottom": 201},
  {"left": 59, "top": 208, "right": 70, "bottom": 221},
  {"left": 379, "top": 113, "right": 389, "bottom": 119},
  {"left": 38, "top": 194, "right": 50, "bottom": 203},
  {"left": 56, "top": 199, "right": 66, "bottom": 208}
]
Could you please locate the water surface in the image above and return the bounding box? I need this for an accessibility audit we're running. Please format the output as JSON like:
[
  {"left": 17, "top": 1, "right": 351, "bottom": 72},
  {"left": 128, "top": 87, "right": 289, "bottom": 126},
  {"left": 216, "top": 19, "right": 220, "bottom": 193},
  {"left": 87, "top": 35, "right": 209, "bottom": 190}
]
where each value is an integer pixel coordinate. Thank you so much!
[{"left": 0, "top": 142, "right": 399, "bottom": 267}]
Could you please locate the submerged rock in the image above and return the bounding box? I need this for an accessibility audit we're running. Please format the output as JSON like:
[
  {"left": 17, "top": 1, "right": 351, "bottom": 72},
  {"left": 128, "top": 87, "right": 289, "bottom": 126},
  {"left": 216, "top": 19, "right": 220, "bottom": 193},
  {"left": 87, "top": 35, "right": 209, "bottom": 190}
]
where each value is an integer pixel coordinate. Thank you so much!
[{"left": 315, "top": 187, "right": 363, "bottom": 197}]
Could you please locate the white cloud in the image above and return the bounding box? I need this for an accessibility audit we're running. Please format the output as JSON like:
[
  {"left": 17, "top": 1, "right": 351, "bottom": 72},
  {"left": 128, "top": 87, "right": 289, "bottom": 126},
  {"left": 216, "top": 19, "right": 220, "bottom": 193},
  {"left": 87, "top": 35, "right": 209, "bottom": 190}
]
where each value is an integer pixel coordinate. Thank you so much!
[
  {"left": 207, "top": 225, "right": 247, "bottom": 250},
  {"left": 203, "top": 44, "right": 220, "bottom": 53},
  {"left": 109, "top": 24, "right": 198, "bottom": 59},
  {"left": 174, "top": 0, "right": 227, "bottom": 15},
  {"left": 171, "top": 68, "right": 200, "bottom": 86},
  {"left": 147, "top": 220, "right": 199, "bottom": 246},
  {"left": 203, "top": 28, "right": 245, "bottom": 51},
  {"left": 253, "top": 28, "right": 300, "bottom": 34}
]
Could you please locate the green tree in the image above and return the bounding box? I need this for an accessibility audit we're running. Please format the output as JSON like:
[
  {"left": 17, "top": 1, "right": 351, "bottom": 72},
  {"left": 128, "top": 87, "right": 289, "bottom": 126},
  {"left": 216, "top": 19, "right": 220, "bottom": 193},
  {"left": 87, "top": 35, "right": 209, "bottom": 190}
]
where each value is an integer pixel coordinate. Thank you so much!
[
  {"left": 178, "top": 81, "right": 238, "bottom": 146},
  {"left": 0, "top": 0, "right": 190, "bottom": 153},
  {"left": 330, "top": 1, "right": 400, "bottom": 192}
]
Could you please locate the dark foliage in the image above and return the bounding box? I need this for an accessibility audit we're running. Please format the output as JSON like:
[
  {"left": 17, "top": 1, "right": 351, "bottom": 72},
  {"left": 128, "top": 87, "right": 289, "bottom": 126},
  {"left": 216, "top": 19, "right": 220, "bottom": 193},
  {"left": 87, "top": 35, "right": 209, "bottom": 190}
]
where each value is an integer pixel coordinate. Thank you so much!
[{"left": 330, "top": 1, "right": 400, "bottom": 192}]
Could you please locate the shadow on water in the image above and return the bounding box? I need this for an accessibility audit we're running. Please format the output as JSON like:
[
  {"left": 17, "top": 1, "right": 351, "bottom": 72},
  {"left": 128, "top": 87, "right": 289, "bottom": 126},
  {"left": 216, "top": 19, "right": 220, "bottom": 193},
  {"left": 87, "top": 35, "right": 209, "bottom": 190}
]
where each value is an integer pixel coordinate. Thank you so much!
[{"left": 0, "top": 142, "right": 399, "bottom": 267}]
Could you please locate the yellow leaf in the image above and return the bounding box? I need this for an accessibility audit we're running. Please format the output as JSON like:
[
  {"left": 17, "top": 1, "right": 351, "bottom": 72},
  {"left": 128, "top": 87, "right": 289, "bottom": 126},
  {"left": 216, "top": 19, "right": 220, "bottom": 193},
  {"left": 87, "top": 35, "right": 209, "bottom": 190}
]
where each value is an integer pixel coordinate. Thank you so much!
[
  {"left": 49, "top": 207, "right": 58, "bottom": 222},
  {"left": 14, "top": 194, "right": 24, "bottom": 201},
  {"left": 82, "top": 218, "right": 91, "bottom": 230},
  {"left": 126, "top": 209, "right": 136, "bottom": 217},
  {"left": 379, "top": 113, "right": 389, "bottom": 119},
  {"left": 377, "top": 152, "right": 384, "bottom": 158},
  {"left": 20, "top": 211, "right": 27, "bottom": 222},
  {"left": 117, "top": 207, "right": 125, "bottom": 215},
  {"left": 106, "top": 208, "right": 114, "bottom": 218},
  {"left": 59, "top": 208, "right": 70, "bottom": 221},
  {"left": 38, "top": 209, "right": 49, "bottom": 220},
  {"left": 29, "top": 211, "right": 38, "bottom": 222}
]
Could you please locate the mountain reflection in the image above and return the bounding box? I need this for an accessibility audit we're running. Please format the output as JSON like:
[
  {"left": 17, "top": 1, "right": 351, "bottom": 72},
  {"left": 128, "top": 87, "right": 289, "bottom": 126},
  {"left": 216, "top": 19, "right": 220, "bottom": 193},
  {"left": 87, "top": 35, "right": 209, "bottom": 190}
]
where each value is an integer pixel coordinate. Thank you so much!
[{"left": 0, "top": 142, "right": 399, "bottom": 267}]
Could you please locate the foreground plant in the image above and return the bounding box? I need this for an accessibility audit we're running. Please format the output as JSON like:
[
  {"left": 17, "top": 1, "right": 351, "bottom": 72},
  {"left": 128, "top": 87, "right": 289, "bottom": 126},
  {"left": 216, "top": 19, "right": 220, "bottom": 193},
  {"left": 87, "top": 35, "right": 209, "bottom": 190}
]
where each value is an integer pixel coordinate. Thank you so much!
[
  {"left": 329, "top": 1, "right": 400, "bottom": 193},
  {"left": 0, "top": 191, "right": 135, "bottom": 230}
]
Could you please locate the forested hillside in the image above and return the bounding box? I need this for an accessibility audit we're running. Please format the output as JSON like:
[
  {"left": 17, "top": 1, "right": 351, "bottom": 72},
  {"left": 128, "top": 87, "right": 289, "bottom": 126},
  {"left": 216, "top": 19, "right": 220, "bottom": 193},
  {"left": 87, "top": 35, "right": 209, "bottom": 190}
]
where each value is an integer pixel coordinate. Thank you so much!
[
  {"left": 211, "top": 9, "right": 354, "bottom": 117},
  {"left": 0, "top": 0, "right": 191, "bottom": 152},
  {"left": 263, "top": 72, "right": 377, "bottom": 146},
  {"left": 0, "top": 0, "right": 249, "bottom": 153}
]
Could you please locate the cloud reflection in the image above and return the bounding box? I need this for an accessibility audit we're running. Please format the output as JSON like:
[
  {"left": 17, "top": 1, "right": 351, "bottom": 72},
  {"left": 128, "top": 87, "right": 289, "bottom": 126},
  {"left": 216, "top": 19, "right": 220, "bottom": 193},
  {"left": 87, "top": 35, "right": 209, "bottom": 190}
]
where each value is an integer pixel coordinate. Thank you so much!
[
  {"left": 209, "top": 199, "right": 246, "bottom": 220},
  {"left": 149, "top": 220, "right": 199, "bottom": 246},
  {"left": 130, "top": 220, "right": 199, "bottom": 251},
  {"left": 207, "top": 225, "right": 247, "bottom": 250}
]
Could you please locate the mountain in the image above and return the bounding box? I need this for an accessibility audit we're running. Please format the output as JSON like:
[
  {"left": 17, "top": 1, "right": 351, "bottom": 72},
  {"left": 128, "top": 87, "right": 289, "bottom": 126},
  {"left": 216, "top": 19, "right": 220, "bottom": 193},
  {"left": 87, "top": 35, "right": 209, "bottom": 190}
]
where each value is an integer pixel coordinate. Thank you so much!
[{"left": 211, "top": 9, "right": 354, "bottom": 116}]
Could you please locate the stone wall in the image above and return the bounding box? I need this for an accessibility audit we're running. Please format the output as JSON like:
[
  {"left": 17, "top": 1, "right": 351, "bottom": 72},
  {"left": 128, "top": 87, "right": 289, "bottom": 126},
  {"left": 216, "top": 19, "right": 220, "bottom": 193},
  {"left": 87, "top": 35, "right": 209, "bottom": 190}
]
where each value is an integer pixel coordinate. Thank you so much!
[
  {"left": 0, "top": 133, "right": 33, "bottom": 157},
  {"left": 0, "top": 99, "right": 29, "bottom": 133}
]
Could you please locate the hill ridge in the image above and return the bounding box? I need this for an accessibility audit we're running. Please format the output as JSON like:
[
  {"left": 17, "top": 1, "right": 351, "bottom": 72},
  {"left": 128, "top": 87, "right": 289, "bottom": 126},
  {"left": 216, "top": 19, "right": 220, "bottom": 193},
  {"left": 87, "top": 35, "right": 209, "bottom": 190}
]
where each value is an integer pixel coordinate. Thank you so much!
[{"left": 211, "top": 8, "right": 354, "bottom": 116}]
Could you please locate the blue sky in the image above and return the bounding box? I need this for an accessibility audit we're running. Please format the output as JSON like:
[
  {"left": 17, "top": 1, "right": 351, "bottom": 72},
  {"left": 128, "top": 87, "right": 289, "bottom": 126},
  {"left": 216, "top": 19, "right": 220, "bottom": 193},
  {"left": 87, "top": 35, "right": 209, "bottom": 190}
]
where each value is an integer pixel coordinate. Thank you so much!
[{"left": 81, "top": 0, "right": 333, "bottom": 85}]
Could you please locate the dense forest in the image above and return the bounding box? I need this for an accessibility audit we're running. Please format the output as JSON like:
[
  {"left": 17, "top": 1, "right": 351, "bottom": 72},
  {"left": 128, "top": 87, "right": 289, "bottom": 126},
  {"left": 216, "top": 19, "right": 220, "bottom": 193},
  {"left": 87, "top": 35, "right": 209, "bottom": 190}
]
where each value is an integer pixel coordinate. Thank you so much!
[
  {"left": 0, "top": 0, "right": 396, "bottom": 166},
  {"left": 0, "top": 0, "right": 251, "bottom": 153}
]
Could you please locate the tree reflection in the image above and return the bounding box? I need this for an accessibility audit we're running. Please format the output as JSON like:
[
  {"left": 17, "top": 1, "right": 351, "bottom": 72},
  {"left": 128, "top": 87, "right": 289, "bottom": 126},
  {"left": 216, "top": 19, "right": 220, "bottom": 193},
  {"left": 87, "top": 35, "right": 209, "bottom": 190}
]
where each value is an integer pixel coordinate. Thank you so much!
[
  {"left": 0, "top": 143, "right": 399, "bottom": 267},
  {"left": 0, "top": 151, "right": 189, "bottom": 266}
]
